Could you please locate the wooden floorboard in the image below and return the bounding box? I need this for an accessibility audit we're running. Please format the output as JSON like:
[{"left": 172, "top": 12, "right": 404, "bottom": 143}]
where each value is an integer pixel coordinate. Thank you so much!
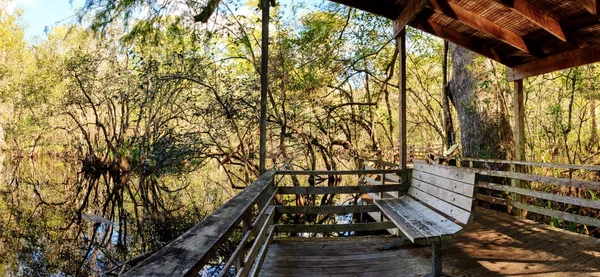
[{"left": 259, "top": 208, "right": 600, "bottom": 276}]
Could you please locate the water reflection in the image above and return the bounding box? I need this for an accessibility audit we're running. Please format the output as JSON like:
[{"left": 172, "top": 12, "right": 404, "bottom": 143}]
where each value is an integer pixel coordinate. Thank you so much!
[{"left": 0, "top": 154, "right": 231, "bottom": 276}]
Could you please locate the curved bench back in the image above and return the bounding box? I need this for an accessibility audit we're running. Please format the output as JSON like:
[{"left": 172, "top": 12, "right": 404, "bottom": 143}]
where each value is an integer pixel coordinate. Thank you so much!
[{"left": 410, "top": 161, "right": 477, "bottom": 225}]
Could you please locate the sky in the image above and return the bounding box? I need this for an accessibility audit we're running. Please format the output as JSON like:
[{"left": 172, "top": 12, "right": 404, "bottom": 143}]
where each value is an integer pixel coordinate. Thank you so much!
[{"left": 7, "top": 0, "right": 85, "bottom": 41}]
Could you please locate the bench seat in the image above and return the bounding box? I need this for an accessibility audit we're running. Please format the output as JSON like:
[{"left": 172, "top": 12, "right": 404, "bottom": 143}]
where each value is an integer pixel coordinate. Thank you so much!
[
  {"left": 373, "top": 160, "right": 478, "bottom": 277},
  {"left": 374, "top": 197, "right": 462, "bottom": 243}
]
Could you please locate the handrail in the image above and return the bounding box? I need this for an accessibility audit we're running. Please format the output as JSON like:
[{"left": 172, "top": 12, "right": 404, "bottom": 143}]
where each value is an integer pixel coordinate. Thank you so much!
[
  {"left": 435, "top": 155, "right": 600, "bottom": 172},
  {"left": 122, "top": 171, "right": 276, "bottom": 277},
  {"left": 276, "top": 169, "right": 400, "bottom": 175},
  {"left": 125, "top": 168, "right": 409, "bottom": 276}
]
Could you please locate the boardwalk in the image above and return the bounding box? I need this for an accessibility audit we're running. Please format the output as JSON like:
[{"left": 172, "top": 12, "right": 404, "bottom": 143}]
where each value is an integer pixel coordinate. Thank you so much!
[{"left": 260, "top": 208, "right": 600, "bottom": 276}]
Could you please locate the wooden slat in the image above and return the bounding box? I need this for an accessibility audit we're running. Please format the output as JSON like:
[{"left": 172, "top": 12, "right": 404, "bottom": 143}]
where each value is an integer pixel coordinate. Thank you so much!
[
  {"left": 393, "top": 0, "right": 428, "bottom": 37},
  {"left": 239, "top": 208, "right": 275, "bottom": 277},
  {"left": 277, "top": 184, "right": 406, "bottom": 195},
  {"left": 408, "top": 186, "right": 472, "bottom": 224},
  {"left": 411, "top": 13, "right": 511, "bottom": 66},
  {"left": 412, "top": 170, "right": 475, "bottom": 197},
  {"left": 428, "top": 0, "right": 534, "bottom": 54},
  {"left": 276, "top": 169, "right": 400, "bottom": 175},
  {"left": 508, "top": 43, "right": 600, "bottom": 81},
  {"left": 396, "top": 197, "right": 463, "bottom": 236},
  {"left": 374, "top": 197, "right": 461, "bottom": 243},
  {"left": 219, "top": 205, "right": 276, "bottom": 277},
  {"left": 379, "top": 173, "right": 401, "bottom": 183},
  {"left": 413, "top": 161, "right": 476, "bottom": 184},
  {"left": 469, "top": 167, "right": 600, "bottom": 190},
  {"left": 446, "top": 157, "right": 600, "bottom": 171},
  {"left": 475, "top": 193, "right": 508, "bottom": 205},
  {"left": 499, "top": 0, "right": 567, "bottom": 43},
  {"left": 274, "top": 205, "right": 379, "bottom": 215},
  {"left": 122, "top": 171, "right": 276, "bottom": 277},
  {"left": 364, "top": 176, "right": 383, "bottom": 186},
  {"left": 509, "top": 201, "right": 600, "bottom": 227},
  {"left": 478, "top": 182, "right": 600, "bottom": 210},
  {"left": 411, "top": 178, "right": 473, "bottom": 211},
  {"left": 248, "top": 225, "right": 275, "bottom": 277},
  {"left": 274, "top": 222, "right": 395, "bottom": 233}
]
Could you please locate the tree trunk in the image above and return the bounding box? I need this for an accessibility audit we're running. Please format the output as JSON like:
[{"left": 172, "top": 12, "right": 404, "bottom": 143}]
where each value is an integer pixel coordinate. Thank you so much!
[
  {"left": 441, "top": 41, "right": 455, "bottom": 150},
  {"left": 448, "top": 44, "right": 513, "bottom": 159},
  {"left": 589, "top": 99, "right": 598, "bottom": 152}
]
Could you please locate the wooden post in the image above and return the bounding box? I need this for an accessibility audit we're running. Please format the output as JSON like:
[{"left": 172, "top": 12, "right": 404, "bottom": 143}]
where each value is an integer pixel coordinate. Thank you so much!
[
  {"left": 396, "top": 28, "right": 408, "bottom": 186},
  {"left": 512, "top": 79, "right": 527, "bottom": 218},
  {"left": 259, "top": 0, "right": 270, "bottom": 174}
]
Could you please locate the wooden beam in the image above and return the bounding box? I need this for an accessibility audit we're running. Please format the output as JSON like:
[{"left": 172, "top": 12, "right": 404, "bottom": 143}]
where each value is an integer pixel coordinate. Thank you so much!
[
  {"left": 411, "top": 15, "right": 512, "bottom": 66},
  {"left": 512, "top": 79, "right": 526, "bottom": 218},
  {"left": 428, "top": 0, "right": 535, "bottom": 55},
  {"left": 507, "top": 43, "right": 600, "bottom": 81},
  {"left": 499, "top": 0, "right": 587, "bottom": 49},
  {"left": 576, "top": 0, "right": 599, "bottom": 15},
  {"left": 259, "top": 0, "right": 269, "bottom": 174},
  {"left": 499, "top": 0, "right": 565, "bottom": 42},
  {"left": 397, "top": 29, "right": 408, "bottom": 185},
  {"left": 393, "top": 0, "right": 428, "bottom": 38}
]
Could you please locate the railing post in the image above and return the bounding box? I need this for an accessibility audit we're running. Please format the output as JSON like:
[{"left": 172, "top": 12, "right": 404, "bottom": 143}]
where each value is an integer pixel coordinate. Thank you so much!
[
  {"left": 512, "top": 79, "right": 527, "bottom": 218},
  {"left": 235, "top": 211, "right": 252, "bottom": 273}
]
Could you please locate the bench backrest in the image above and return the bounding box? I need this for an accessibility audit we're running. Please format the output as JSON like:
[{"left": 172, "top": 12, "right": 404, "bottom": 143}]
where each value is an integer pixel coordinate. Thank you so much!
[{"left": 410, "top": 161, "right": 477, "bottom": 225}]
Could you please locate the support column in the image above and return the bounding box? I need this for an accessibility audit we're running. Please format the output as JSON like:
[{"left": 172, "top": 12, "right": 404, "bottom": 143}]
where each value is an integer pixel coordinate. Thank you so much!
[
  {"left": 512, "top": 79, "right": 527, "bottom": 218},
  {"left": 396, "top": 28, "right": 408, "bottom": 185},
  {"left": 259, "top": 0, "right": 270, "bottom": 174}
]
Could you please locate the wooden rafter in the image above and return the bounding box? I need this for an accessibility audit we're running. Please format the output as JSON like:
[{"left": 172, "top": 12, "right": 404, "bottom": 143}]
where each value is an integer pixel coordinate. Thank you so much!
[
  {"left": 576, "top": 0, "right": 599, "bottom": 15},
  {"left": 411, "top": 12, "right": 512, "bottom": 66},
  {"left": 507, "top": 43, "right": 600, "bottom": 81},
  {"left": 393, "top": 0, "right": 428, "bottom": 38},
  {"left": 428, "top": 0, "right": 538, "bottom": 55},
  {"left": 498, "top": 0, "right": 587, "bottom": 49}
]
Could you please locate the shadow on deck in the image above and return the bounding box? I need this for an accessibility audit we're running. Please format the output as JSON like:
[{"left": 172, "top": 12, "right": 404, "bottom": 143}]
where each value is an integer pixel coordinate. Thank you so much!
[{"left": 260, "top": 208, "right": 600, "bottom": 277}]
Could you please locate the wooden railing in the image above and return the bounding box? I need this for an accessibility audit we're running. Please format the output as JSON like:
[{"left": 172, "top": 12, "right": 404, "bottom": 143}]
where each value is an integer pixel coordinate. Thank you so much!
[
  {"left": 122, "top": 171, "right": 278, "bottom": 277},
  {"left": 434, "top": 156, "right": 600, "bottom": 229},
  {"left": 274, "top": 169, "right": 405, "bottom": 234},
  {"left": 122, "top": 168, "right": 406, "bottom": 277}
]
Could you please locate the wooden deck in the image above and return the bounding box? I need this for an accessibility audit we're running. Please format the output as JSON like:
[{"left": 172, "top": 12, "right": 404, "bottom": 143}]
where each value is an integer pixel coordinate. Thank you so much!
[{"left": 260, "top": 208, "right": 600, "bottom": 276}]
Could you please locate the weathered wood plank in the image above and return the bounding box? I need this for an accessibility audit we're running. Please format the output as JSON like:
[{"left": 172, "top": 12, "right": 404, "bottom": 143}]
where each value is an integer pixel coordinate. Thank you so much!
[
  {"left": 475, "top": 193, "right": 508, "bottom": 205},
  {"left": 274, "top": 222, "right": 395, "bottom": 233},
  {"left": 276, "top": 169, "right": 400, "bottom": 175},
  {"left": 428, "top": 0, "right": 533, "bottom": 54},
  {"left": 469, "top": 167, "right": 600, "bottom": 190},
  {"left": 277, "top": 184, "right": 406, "bottom": 195},
  {"left": 412, "top": 170, "right": 474, "bottom": 196},
  {"left": 411, "top": 178, "right": 473, "bottom": 211},
  {"left": 374, "top": 199, "right": 430, "bottom": 242},
  {"left": 445, "top": 156, "right": 600, "bottom": 171},
  {"left": 219, "top": 206, "right": 275, "bottom": 277},
  {"left": 413, "top": 161, "right": 476, "bottom": 184},
  {"left": 248, "top": 225, "right": 275, "bottom": 277},
  {"left": 509, "top": 201, "right": 600, "bottom": 227},
  {"left": 274, "top": 205, "right": 379, "bottom": 215},
  {"left": 479, "top": 181, "right": 600, "bottom": 210},
  {"left": 393, "top": 0, "right": 428, "bottom": 37},
  {"left": 408, "top": 187, "right": 472, "bottom": 224},
  {"left": 238, "top": 208, "right": 275, "bottom": 277},
  {"left": 122, "top": 171, "right": 276, "bottom": 277},
  {"left": 375, "top": 197, "right": 462, "bottom": 243}
]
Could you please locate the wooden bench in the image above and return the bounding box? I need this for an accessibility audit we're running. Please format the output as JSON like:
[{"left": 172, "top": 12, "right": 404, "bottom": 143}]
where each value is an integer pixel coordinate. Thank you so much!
[{"left": 373, "top": 161, "right": 477, "bottom": 277}]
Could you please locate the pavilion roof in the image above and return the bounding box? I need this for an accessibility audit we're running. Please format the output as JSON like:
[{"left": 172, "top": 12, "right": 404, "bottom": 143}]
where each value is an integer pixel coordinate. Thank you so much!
[{"left": 329, "top": 0, "right": 600, "bottom": 80}]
